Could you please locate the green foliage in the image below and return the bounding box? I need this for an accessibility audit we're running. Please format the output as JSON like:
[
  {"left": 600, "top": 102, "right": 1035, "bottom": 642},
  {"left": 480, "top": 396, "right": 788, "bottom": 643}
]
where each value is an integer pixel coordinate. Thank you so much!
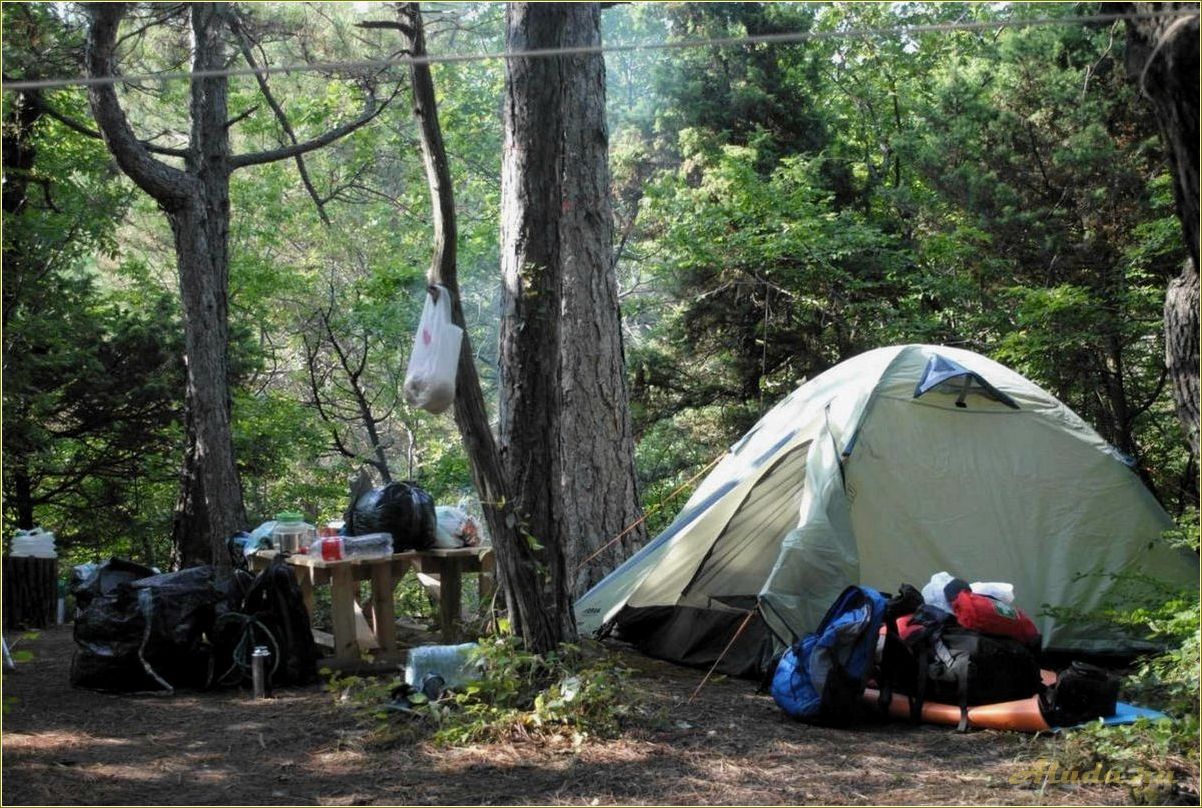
[
  {"left": 428, "top": 637, "right": 636, "bottom": 746},
  {"left": 2, "top": 631, "right": 42, "bottom": 714},
  {"left": 325, "top": 637, "right": 639, "bottom": 749},
  {"left": 612, "top": 1, "right": 1194, "bottom": 521},
  {"left": 1045, "top": 511, "right": 1199, "bottom": 803}
]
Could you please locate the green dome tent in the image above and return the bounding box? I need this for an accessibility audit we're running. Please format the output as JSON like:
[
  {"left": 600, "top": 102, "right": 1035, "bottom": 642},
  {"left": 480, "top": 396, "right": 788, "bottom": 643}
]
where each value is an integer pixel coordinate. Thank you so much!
[{"left": 575, "top": 344, "right": 1198, "bottom": 678}]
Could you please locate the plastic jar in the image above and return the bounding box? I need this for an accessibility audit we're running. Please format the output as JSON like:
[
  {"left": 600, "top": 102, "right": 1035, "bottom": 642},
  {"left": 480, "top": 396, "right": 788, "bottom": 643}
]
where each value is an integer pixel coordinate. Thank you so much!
[{"left": 270, "top": 512, "right": 316, "bottom": 555}]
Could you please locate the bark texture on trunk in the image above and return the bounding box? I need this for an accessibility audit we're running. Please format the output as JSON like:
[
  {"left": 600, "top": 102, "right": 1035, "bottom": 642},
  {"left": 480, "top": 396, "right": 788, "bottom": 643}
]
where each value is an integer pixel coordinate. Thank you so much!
[
  {"left": 499, "top": 2, "right": 645, "bottom": 647},
  {"left": 86, "top": 2, "right": 390, "bottom": 566},
  {"left": 395, "top": 3, "right": 546, "bottom": 643},
  {"left": 1124, "top": 3, "right": 1200, "bottom": 457},
  {"left": 86, "top": 2, "right": 247, "bottom": 568},
  {"left": 501, "top": 2, "right": 573, "bottom": 648},
  {"left": 1165, "top": 259, "right": 1200, "bottom": 456},
  {"left": 553, "top": 5, "right": 646, "bottom": 596}
]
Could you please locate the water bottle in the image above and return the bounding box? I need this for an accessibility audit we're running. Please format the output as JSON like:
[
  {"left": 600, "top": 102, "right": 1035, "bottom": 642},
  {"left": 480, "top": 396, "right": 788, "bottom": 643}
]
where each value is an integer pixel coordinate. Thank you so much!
[
  {"left": 404, "top": 642, "right": 479, "bottom": 691},
  {"left": 251, "top": 645, "right": 271, "bottom": 699},
  {"left": 308, "top": 533, "right": 394, "bottom": 562},
  {"left": 270, "top": 512, "right": 316, "bottom": 555}
]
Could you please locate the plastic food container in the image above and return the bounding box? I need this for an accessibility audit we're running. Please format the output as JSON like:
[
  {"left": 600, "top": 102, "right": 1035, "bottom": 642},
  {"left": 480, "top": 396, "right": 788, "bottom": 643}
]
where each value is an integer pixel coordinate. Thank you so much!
[{"left": 270, "top": 512, "right": 316, "bottom": 555}]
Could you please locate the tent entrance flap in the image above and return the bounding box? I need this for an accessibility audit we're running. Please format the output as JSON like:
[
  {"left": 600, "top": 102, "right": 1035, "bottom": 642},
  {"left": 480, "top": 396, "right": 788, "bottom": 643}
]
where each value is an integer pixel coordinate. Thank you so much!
[
  {"left": 611, "top": 605, "right": 774, "bottom": 678},
  {"left": 914, "top": 354, "right": 1019, "bottom": 410}
]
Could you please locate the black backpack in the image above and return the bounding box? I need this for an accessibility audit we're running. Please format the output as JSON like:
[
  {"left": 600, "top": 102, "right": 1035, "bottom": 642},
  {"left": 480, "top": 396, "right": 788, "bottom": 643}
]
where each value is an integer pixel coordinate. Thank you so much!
[
  {"left": 212, "top": 559, "right": 320, "bottom": 689},
  {"left": 1039, "top": 661, "right": 1121, "bottom": 727},
  {"left": 879, "top": 624, "right": 1043, "bottom": 732}
]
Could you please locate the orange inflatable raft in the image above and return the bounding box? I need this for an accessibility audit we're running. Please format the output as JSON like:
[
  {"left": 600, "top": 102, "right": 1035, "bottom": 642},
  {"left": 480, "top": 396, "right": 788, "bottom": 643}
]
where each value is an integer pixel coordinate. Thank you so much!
[{"left": 862, "top": 670, "right": 1057, "bottom": 732}]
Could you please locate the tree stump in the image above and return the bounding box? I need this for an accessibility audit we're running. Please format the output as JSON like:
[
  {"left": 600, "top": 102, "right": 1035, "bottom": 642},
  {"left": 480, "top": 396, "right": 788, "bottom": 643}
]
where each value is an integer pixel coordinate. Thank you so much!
[{"left": 3, "top": 556, "right": 58, "bottom": 630}]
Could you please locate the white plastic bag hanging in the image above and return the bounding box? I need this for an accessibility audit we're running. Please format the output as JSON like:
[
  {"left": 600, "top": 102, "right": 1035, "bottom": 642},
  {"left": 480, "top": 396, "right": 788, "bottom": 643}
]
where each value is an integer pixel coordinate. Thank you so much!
[{"left": 404, "top": 284, "right": 463, "bottom": 414}]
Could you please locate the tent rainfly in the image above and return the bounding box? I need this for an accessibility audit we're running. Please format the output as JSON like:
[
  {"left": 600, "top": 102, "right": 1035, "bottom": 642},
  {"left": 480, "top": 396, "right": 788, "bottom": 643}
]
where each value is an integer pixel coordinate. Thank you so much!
[{"left": 575, "top": 344, "right": 1199, "bottom": 678}]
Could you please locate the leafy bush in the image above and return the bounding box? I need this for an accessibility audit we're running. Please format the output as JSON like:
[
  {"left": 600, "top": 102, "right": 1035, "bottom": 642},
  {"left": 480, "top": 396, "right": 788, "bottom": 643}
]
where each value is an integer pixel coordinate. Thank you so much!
[
  {"left": 427, "top": 636, "right": 637, "bottom": 746},
  {"left": 324, "top": 635, "right": 639, "bottom": 749},
  {"left": 1046, "top": 511, "right": 1199, "bottom": 804}
]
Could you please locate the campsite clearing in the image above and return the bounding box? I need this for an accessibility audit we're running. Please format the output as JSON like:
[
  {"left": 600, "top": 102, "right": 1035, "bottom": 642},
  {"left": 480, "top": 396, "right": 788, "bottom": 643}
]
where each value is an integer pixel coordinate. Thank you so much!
[{"left": 1, "top": 626, "right": 1158, "bottom": 806}]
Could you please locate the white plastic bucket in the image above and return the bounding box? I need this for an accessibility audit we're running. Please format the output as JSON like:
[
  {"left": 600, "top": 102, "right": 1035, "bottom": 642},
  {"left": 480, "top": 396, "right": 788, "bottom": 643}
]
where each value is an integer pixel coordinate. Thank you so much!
[{"left": 11, "top": 527, "right": 57, "bottom": 558}]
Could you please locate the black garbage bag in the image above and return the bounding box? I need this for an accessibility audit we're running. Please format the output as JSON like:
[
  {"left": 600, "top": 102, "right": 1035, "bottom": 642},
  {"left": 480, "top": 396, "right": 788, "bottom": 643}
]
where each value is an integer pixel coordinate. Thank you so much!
[
  {"left": 70, "top": 557, "right": 156, "bottom": 612},
  {"left": 70, "top": 562, "right": 226, "bottom": 692},
  {"left": 71, "top": 579, "right": 156, "bottom": 691},
  {"left": 346, "top": 481, "right": 436, "bottom": 551},
  {"left": 212, "top": 558, "right": 319, "bottom": 688}
]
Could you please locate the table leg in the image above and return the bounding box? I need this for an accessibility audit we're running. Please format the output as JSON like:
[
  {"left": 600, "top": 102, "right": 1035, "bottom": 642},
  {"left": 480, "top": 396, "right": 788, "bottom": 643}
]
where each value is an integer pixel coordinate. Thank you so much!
[
  {"left": 296, "top": 567, "right": 316, "bottom": 621},
  {"left": 478, "top": 550, "right": 496, "bottom": 606},
  {"left": 370, "top": 563, "right": 397, "bottom": 658},
  {"left": 438, "top": 557, "right": 463, "bottom": 644},
  {"left": 328, "top": 564, "right": 359, "bottom": 663}
]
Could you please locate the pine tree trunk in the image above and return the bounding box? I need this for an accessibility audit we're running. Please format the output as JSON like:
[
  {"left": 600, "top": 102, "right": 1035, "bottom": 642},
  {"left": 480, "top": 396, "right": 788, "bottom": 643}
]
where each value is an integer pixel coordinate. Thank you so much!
[
  {"left": 395, "top": 2, "right": 544, "bottom": 639},
  {"left": 169, "top": 4, "right": 246, "bottom": 566},
  {"left": 553, "top": 5, "right": 646, "bottom": 595},
  {"left": 500, "top": 2, "right": 572, "bottom": 649},
  {"left": 500, "top": 2, "right": 645, "bottom": 648},
  {"left": 3, "top": 92, "right": 45, "bottom": 533},
  {"left": 88, "top": 3, "right": 246, "bottom": 567},
  {"left": 1123, "top": 3, "right": 1200, "bottom": 457},
  {"left": 1165, "top": 260, "right": 1200, "bottom": 456}
]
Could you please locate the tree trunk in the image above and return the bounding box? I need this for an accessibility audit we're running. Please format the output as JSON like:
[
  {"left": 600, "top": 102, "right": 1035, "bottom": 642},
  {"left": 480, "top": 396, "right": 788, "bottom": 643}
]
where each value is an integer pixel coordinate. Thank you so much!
[
  {"left": 87, "top": 2, "right": 246, "bottom": 568},
  {"left": 171, "top": 4, "right": 246, "bottom": 565},
  {"left": 396, "top": 2, "right": 550, "bottom": 647},
  {"left": 87, "top": 2, "right": 391, "bottom": 566},
  {"left": 1123, "top": 3, "right": 1200, "bottom": 457},
  {"left": 500, "top": 2, "right": 645, "bottom": 646},
  {"left": 1165, "top": 260, "right": 1200, "bottom": 456},
  {"left": 3, "top": 91, "right": 43, "bottom": 533},
  {"left": 553, "top": 5, "right": 646, "bottom": 595},
  {"left": 12, "top": 466, "right": 35, "bottom": 531}
]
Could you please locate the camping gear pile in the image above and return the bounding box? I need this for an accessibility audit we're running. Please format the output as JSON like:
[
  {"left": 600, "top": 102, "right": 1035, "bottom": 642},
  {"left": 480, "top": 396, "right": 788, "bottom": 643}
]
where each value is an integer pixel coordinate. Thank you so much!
[
  {"left": 69, "top": 557, "right": 319, "bottom": 694},
  {"left": 575, "top": 345, "right": 1199, "bottom": 678},
  {"left": 770, "top": 574, "right": 1122, "bottom": 732}
]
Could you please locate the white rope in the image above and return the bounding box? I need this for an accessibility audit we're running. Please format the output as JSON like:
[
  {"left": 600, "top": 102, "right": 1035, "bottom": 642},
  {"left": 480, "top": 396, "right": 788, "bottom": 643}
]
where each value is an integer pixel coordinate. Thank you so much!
[{"left": 3, "top": 9, "right": 1196, "bottom": 93}]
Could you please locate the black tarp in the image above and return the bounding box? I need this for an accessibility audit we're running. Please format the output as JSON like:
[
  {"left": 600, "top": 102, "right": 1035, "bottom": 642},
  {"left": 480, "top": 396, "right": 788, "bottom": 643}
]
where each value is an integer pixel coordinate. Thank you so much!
[{"left": 70, "top": 558, "right": 316, "bottom": 693}]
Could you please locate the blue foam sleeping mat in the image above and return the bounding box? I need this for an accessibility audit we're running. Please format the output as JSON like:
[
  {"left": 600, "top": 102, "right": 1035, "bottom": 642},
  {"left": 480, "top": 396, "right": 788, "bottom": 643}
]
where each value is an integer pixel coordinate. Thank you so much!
[{"left": 1053, "top": 701, "right": 1169, "bottom": 732}]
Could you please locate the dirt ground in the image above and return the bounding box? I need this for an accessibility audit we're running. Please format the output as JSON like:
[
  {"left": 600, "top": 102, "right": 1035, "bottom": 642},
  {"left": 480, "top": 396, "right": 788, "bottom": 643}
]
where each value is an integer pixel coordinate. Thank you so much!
[{"left": 0, "top": 625, "right": 1165, "bottom": 806}]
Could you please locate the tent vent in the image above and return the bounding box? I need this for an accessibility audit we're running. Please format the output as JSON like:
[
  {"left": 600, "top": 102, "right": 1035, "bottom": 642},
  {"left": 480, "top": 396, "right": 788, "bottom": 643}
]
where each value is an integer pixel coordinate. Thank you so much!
[{"left": 914, "top": 354, "right": 1019, "bottom": 410}]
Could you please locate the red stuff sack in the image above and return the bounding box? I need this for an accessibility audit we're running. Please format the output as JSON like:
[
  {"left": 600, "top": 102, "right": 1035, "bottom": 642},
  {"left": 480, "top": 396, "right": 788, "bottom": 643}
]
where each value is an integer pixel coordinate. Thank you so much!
[{"left": 951, "top": 590, "right": 1040, "bottom": 646}]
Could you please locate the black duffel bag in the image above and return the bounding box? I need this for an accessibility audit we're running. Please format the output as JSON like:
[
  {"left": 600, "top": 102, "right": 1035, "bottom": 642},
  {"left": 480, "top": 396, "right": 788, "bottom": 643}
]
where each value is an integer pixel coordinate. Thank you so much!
[
  {"left": 345, "top": 481, "right": 437, "bottom": 551},
  {"left": 1039, "top": 661, "right": 1121, "bottom": 727}
]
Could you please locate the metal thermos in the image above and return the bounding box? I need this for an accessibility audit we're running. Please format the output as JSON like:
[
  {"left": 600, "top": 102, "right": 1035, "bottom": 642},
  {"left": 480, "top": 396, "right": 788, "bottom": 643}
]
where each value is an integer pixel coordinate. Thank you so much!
[{"left": 252, "top": 645, "right": 271, "bottom": 698}]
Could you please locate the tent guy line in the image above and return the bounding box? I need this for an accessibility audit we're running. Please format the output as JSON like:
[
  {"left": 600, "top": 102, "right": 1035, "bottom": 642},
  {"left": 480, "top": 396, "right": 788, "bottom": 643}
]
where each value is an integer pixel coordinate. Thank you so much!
[{"left": 4, "top": 9, "right": 1197, "bottom": 93}]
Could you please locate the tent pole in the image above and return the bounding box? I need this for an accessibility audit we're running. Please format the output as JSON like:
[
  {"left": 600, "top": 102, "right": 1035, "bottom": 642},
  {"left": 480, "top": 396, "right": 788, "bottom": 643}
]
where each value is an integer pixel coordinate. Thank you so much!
[{"left": 688, "top": 608, "right": 758, "bottom": 703}]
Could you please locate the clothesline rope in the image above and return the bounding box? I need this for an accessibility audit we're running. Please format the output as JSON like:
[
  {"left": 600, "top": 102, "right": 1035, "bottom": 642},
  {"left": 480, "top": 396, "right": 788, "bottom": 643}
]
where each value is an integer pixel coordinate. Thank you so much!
[{"left": 4, "top": 9, "right": 1196, "bottom": 93}]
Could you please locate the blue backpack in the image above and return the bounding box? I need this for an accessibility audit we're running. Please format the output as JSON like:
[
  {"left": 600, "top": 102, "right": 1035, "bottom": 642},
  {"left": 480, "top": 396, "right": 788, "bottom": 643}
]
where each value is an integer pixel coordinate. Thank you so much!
[{"left": 771, "top": 585, "right": 888, "bottom": 725}]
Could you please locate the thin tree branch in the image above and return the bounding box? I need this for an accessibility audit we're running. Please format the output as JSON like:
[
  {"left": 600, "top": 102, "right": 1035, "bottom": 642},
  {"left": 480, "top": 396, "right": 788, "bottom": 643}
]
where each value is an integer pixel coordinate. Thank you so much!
[
  {"left": 224, "top": 104, "right": 259, "bottom": 130},
  {"left": 230, "top": 82, "right": 401, "bottom": 170},
  {"left": 83, "top": 3, "right": 191, "bottom": 202},
  {"left": 24, "top": 92, "right": 190, "bottom": 158},
  {"left": 229, "top": 12, "right": 331, "bottom": 224}
]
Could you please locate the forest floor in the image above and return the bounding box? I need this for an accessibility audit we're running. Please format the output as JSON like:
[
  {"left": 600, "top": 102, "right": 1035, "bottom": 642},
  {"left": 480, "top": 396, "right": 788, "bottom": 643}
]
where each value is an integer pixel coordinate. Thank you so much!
[{"left": 0, "top": 625, "right": 1166, "bottom": 806}]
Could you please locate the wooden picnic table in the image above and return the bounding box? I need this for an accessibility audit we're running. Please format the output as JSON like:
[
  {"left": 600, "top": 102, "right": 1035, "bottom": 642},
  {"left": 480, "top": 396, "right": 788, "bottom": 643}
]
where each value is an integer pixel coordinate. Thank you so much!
[{"left": 250, "top": 546, "right": 494, "bottom": 664}]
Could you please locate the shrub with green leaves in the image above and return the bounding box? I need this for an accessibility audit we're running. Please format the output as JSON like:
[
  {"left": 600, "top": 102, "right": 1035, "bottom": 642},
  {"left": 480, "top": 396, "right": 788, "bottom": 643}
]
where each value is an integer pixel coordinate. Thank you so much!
[
  {"left": 324, "top": 635, "right": 638, "bottom": 749},
  {"left": 1046, "top": 510, "right": 1199, "bottom": 804},
  {"left": 428, "top": 636, "right": 636, "bottom": 746}
]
